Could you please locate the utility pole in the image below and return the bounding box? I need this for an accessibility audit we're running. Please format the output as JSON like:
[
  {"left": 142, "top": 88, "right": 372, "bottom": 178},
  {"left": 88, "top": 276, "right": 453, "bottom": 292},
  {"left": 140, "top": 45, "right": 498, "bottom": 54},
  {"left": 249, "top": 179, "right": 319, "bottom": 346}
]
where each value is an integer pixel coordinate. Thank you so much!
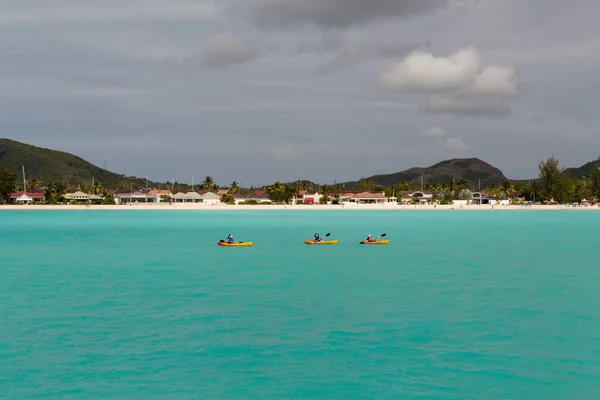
[
  {"left": 478, "top": 178, "right": 481, "bottom": 192},
  {"left": 192, "top": 176, "right": 194, "bottom": 191},
  {"left": 421, "top": 174, "right": 423, "bottom": 191}
]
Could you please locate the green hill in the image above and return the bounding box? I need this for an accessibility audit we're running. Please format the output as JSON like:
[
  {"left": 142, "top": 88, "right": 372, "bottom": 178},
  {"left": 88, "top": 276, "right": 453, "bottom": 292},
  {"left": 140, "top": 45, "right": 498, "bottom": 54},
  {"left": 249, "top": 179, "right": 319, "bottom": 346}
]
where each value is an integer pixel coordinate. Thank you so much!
[
  {"left": 564, "top": 159, "right": 599, "bottom": 178},
  {"left": 0, "top": 138, "right": 150, "bottom": 189},
  {"left": 342, "top": 158, "right": 509, "bottom": 189}
]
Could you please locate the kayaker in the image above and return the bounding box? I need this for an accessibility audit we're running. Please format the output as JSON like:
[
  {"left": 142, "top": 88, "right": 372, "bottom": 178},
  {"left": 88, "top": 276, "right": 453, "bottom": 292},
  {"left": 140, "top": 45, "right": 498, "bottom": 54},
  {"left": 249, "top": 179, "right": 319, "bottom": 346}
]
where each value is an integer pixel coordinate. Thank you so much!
[
  {"left": 366, "top": 234, "right": 375, "bottom": 242},
  {"left": 227, "top": 234, "right": 234, "bottom": 244},
  {"left": 313, "top": 232, "right": 321, "bottom": 242}
]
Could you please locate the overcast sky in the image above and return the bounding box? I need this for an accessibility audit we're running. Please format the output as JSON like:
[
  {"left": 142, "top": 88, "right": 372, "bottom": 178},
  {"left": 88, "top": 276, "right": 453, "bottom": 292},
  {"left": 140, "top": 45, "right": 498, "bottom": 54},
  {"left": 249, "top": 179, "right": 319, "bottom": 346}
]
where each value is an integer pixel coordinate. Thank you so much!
[{"left": 1, "top": 0, "right": 599, "bottom": 185}]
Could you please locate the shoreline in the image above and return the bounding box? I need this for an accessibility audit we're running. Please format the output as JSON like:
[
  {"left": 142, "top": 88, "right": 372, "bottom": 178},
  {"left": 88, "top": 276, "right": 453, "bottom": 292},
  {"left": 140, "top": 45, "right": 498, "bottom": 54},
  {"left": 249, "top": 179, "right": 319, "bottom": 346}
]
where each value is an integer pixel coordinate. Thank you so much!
[{"left": 1, "top": 204, "right": 598, "bottom": 211}]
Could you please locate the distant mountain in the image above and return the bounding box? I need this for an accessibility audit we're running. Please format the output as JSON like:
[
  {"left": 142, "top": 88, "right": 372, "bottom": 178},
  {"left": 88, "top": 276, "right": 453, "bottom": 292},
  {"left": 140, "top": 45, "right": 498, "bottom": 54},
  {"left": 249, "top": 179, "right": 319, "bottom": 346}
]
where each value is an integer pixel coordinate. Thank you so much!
[
  {"left": 0, "top": 138, "right": 152, "bottom": 189},
  {"left": 342, "top": 158, "right": 509, "bottom": 189},
  {"left": 564, "top": 159, "right": 599, "bottom": 178}
]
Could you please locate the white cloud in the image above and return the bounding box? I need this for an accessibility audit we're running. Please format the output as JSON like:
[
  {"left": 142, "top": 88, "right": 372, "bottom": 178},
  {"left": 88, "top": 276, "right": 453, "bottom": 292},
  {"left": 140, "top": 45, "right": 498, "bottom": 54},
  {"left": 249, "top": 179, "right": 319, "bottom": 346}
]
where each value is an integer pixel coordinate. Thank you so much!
[
  {"left": 380, "top": 46, "right": 520, "bottom": 118},
  {"left": 421, "top": 126, "right": 447, "bottom": 137}
]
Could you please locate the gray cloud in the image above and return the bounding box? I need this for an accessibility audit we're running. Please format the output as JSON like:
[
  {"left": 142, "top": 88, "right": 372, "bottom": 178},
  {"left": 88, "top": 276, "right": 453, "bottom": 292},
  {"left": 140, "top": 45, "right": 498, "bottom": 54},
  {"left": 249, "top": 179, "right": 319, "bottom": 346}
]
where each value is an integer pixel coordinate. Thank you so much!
[
  {"left": 198, "top": 33, "right": 259, "bottom": 69},
  {"left": 2, "top": 0, "right": 600, "bottom": 185},
  {"left": 238, "top": 0, "right": 448, "bottom": 30},
  {"left": 381, "top": 46, "right": 520, "bottom": 118}
]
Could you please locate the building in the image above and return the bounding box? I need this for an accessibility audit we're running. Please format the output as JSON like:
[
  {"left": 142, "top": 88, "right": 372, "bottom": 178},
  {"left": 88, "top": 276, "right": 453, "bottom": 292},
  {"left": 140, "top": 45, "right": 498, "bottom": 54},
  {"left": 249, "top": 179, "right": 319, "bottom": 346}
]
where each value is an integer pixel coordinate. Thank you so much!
[
  {"left": 233, "top": 192, "right": 273, "bottom": 204},
  {"left": 471, "top": 192, "right": 497, "bottom": 205},
  {"left": 114, "top": 191, "right": 157, "bottom": 203},
  {"left": 201, "top": 191, "right": 221, "bottom": 205},
  {"left": 63, "top": 191, "right": 104, "bottom": 203},
  {"left": 296, "top": 191, "right": 322, "bottom": 204},
  {"left": 148, "top": 190, "right": 172, "bottom": 202},
  {"left": 399, "top": 191, "right": 434, "bottom": 205},
  {"left": 335, "top": 190, "right": 397, "bottom": 206},
  {"left": 9, "top": 191, "right": 45, "bottom": 204}
]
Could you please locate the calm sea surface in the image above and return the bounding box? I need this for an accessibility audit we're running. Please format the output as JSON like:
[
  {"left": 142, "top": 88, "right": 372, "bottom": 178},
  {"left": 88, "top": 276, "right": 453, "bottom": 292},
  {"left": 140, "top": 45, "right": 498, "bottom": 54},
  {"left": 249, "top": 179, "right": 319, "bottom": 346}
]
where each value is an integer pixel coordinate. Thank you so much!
[{"left": 1, "top": 210, "right": 599, "bottom": 399}]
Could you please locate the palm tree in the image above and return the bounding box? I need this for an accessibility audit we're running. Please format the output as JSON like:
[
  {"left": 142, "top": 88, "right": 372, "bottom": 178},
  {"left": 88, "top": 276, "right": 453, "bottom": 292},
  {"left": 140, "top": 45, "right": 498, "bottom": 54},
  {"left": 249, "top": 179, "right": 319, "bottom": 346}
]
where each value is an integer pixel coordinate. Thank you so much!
[
  {"left": 455, "top": 178, "right": 468, "bottom": 189},
  {"left": 267, "top": 181, "right": 284, "bottom": 202},
  {"left": 500, "top": 180, "right": 512, "bottom": 196},
  {"left": 92, "top": 180, "right": 102, "bottom": 195},
  {"left": 202, "top": 176, "right": 215, "bottom": 190},
  {"left": 228, "top": 181, "right": 239, "bottom": 194}
]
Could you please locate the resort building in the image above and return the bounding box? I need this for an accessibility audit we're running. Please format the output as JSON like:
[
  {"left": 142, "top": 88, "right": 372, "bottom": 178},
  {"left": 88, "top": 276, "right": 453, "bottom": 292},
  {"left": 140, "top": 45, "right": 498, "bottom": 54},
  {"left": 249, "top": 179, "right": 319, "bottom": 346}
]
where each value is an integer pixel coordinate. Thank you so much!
[
  {"left": 148, "top": 189, "right": 172, "bottom": 202},
  {"left": 201, "top": 191, "right": 221, "bottom": 205},
  {"left": 63, "top": 191, "right": 103, "bottom": 203},
  {"left": 399, "top": 191, "right": 434, "bottom": 205},
  {"left": 335, "top": 190, "right": 397, "bottom": 206},
  {"left": 296, "top": 191, "right": 322, "bottom": 204},
  {"left": 114, "top": 191, "right": 157, "bottom": 204},
  {"left": 9, "top": 191, "right": 45, "bottom": 204},
  {"left": 233, "top": 192, "right": 272, "bottom": 204}
]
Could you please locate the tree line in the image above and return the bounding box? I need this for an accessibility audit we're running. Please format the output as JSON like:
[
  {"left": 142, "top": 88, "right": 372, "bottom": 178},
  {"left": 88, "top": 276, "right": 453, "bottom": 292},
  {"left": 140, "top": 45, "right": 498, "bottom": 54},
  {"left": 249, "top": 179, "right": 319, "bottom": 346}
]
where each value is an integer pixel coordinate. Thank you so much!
[{"left": 1, "top": 157, "right": 600, "bottom": 204}]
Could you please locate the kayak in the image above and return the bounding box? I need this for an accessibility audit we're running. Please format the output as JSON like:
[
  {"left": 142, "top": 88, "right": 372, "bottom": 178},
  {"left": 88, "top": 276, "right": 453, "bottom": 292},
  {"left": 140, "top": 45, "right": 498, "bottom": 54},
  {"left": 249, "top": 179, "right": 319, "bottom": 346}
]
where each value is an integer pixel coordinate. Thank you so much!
[
  {"left": 218, "top": 241, "right": 253, "bottom": 247},
  {"left": 304, "top": 240, "right": 339, "bottom": 245},
  {"left": 359, "top": 240, "right": 390, "bottom": 245}
]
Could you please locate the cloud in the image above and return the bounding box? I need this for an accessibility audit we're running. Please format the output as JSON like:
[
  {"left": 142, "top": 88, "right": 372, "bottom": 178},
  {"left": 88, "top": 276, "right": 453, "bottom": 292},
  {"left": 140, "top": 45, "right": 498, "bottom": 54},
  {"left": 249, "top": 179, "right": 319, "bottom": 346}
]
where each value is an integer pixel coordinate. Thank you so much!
[
  {"left": 238, "top": 0, "right": 448, "bottom": 30},
  {"left": 442, "top": 137, "right": 470, "bottom": 151},
  {"left": 380, "top": 46, "right": 520, "bottom": 117},
  {"left": 422, "top": 126, "right": 447, "bottom": 137},
  {"left": 198, "top": 33, "right": 259, "bottom": 69}
]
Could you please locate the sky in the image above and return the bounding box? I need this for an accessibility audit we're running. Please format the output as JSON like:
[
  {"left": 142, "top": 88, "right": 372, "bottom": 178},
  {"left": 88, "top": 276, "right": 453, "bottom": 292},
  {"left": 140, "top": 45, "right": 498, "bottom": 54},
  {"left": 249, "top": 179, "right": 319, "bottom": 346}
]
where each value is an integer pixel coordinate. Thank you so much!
[{"left": 1, "top": 0, "right": 599, "bottom": 186}]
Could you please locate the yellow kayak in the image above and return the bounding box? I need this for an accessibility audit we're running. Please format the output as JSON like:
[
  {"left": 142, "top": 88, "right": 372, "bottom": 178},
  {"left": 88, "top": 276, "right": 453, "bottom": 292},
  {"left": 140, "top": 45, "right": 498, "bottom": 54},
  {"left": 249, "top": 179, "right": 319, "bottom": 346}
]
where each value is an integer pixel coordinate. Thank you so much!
[
  {"left": 359, "top": 240, "right": 390, "bottom": 245},
  {"left": 218, "top": 241, "right": 253, "bottom": 247},
  {"left": 304, "top": 240, "right": 339, "bottom": 245}
]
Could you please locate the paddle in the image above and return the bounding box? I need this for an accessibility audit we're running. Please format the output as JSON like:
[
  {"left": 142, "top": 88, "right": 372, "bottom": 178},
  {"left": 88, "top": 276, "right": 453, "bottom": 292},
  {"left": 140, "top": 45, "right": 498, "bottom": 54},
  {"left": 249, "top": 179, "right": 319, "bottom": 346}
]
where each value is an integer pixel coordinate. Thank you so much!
[{"left": 374, "top": 233, "right": 386, "bottom": 240}]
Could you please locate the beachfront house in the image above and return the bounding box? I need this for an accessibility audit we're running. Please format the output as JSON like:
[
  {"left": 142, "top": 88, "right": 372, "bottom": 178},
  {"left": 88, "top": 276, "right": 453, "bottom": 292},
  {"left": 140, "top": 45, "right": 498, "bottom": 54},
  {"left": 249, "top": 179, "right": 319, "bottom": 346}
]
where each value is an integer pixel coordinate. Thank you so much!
[
  {"left": 400, "top": 191, "right": 434, "bottom": 205},
  {"left": 471, "top": 192, "right": 498, "bottom": 205},
  {"left": 233, "top": 192, "right": 272, "bottom": 204},
  {"left": 63, "top": 191, "right": 103, "bottom": 204},
  {"left": 114, "top": 191, "right": 157, "bottom": 204},
  {"left": 296, "top": 191, "right": 322, "bottom": 204},
  {"left": 148, "top": 189, "right": 172, "bottom": 203},
  {"left": 337, "top": 190, "right": 397, "bottom": 206},
  {"left": 9, "top": 191, "right": 45, "bottom": 204},
  {"left": 201, "top": 191, "right": 221, "bottom": 205}
]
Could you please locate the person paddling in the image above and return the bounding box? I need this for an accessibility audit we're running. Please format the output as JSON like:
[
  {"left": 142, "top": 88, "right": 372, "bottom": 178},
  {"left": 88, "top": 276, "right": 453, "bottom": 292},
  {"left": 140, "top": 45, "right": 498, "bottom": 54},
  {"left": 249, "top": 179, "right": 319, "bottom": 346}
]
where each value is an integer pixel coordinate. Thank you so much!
[
  {"left": 366, "top": 234, "right": 375, "bottom": 242},
  {"left": 313, "top": 232, "right": 321, "bottom": 242},
  {"left": 227, "top": 234, "right": 234, "bottom": 244}
]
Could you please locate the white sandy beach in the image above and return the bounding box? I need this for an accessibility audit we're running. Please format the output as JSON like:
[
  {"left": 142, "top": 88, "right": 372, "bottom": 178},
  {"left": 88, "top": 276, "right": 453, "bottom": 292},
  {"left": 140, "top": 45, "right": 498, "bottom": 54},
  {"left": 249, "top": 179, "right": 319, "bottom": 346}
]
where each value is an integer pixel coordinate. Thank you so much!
[{"left": 1, "top": 203, "right": 598, "bottom": 211}]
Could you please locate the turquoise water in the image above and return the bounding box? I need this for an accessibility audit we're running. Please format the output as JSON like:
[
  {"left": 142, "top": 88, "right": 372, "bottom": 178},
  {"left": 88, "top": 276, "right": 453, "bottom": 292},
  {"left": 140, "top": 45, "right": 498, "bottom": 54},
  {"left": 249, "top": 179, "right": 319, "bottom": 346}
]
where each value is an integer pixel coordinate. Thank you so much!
[{"left": 1, "top": 210, "right": 599, "bottom": 399}]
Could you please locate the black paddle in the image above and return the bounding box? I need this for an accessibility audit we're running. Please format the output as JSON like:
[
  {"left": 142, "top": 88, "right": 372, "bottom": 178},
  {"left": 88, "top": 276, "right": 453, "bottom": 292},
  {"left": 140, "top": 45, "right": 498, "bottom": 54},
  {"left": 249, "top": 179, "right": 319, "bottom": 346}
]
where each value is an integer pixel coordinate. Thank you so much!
[{"left": 375, "top": 233, "right": 386, "bottom": 240}]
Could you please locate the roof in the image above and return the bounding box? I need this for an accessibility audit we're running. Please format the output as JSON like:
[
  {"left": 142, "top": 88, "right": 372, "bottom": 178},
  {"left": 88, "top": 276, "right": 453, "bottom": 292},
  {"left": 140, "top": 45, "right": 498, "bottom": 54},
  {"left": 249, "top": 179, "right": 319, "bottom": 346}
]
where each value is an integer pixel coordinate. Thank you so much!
[
  {"left": 183, "top": 191, "right": 203, "bottom": 200},
  {"left": 201, "top": 192, "right": 220, "bottom": 199},
  {"left": 340, "top": 192, "right": 387, "bottom": 199},
  {"left": 67, "top": 191, "right": 90, "bottom": 198},
  {"left": 148, "top": 190, "right": 171, "bottom": 195},
  {"left": 10, "top": 191, "right": 45, "bottom": 199}
]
